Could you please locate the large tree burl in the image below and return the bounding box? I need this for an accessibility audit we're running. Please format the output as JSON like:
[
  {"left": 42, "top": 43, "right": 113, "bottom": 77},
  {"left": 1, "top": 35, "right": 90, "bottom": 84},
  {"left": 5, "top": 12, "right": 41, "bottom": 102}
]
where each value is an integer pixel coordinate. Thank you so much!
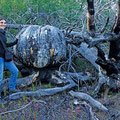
[{"left": 13, "top": 25, "right": 66, "bottom": 68}]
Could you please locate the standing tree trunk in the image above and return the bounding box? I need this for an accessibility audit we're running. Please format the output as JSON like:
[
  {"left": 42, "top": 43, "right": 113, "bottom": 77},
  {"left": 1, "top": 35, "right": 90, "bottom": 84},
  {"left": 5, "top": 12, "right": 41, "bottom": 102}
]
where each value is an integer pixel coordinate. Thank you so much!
[
  {"left": 109, "top": 0, "right": 120, "bottom": 61},
  {"left": 87, "top": 0, "right": 95, "bottom": 36}
]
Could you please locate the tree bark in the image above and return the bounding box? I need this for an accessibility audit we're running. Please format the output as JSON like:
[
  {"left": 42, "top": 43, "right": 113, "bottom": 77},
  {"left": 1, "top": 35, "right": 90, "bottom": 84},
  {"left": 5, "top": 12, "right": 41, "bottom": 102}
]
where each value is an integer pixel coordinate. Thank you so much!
[
  {"left": 69, "top": 90, "right": 108, "bottom": 112},
  {"left": 109, "top": 0, "right": 120, "bottom": 60},
  {"left": 13, "top": 25, "right": 66, "bottom": 68},
  {"left": 7, "top": 77, "right": 77, "bottom": 100},
  {"left": 87, "top": 0, "right": 95, "bottom": 36}
]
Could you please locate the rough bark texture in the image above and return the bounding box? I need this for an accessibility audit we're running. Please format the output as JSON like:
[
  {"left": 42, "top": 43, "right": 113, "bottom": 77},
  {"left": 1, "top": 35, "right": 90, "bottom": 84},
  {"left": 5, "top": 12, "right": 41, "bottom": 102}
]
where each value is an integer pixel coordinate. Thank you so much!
[
  {"left": 109, "top": 0, "right": 120, "bottom": 60},
  {"left": 13, "top": 25, "right": 66, "bottom": 68},
  {"left": 69, "top": 90, "right": 108, "bottom": 112},
  {"left": 87, "top": 0, "right": 95, "bottom": 35},
  {"left": 8, "top": 77, "right": 77, "bottom": 100},
  {"left": 3, "top": 1, "right": 120, "bottom": 95}
]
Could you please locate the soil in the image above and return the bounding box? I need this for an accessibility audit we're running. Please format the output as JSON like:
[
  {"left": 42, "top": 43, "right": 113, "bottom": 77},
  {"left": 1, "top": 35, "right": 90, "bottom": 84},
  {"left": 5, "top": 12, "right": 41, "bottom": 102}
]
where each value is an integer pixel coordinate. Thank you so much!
[{"left": 0, "top": 81, "right": 120, "bottom": 120}]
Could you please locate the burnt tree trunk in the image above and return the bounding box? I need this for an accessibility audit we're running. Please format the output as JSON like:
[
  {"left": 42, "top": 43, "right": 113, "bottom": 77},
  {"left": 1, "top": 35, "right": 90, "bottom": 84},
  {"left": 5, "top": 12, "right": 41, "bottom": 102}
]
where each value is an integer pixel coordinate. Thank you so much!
[
  {"left": 2, "top": 0, "right": 120, "bottom": 96},
  {"left": 109, "top": 0, "right": 120, "bottom": 61},
  {"left": 86, "top": 0, "right": 120, "bottom": 93},
  {"left": 87, "top": 0, "right": 95, "bottom": 36}
]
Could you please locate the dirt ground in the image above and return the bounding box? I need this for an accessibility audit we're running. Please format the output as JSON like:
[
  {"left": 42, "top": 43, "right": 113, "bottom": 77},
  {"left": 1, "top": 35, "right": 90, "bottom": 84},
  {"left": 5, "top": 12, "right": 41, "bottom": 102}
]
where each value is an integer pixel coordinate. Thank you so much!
[{"left": 0, "top": 81, "right": 120, "bottom": 120}]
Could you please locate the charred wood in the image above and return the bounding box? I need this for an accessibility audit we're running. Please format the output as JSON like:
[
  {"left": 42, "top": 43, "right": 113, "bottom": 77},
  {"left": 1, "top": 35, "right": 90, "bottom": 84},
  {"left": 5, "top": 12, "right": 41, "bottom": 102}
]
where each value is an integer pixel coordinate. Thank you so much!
[{"left": 87, "top": 0, "right": 95, "bottom": 36}]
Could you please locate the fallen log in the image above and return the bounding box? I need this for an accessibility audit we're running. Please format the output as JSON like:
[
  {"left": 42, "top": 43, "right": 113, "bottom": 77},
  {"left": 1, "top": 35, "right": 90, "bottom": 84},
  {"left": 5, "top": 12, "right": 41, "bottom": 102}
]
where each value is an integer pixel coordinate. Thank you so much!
[{"left": 7, "top": 24, "right": 120, "bottom": 93}]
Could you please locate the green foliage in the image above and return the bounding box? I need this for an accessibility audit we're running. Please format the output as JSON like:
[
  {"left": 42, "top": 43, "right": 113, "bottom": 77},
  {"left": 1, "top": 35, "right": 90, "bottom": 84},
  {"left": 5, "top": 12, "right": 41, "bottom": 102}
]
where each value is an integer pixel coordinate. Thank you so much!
[
  {"left": 0, "top": 104, "right": 4, "bottom": 108},
  {"left": 22, "top": 94, "right": 27, "bottom": 101},
  {"left": 0, "top": 0, "right": 82, "bottom": 24},
  {"left": 32, "top": 83, "right": 35, "bottom": 91},
  {"left": 0, "top": 0, "right": 115, "bottom": 33},
  {"left": 18, "top": 100, "right": 22, "bottom": 105},
  {"left": 75, "top": 57, "right": 91, "bottom": 71},
  {"left": 44, "top": 83, "right": 52, "bottom": 88},
  {"left": 0, "top": 0, "right": 26, "bottom": 17}
]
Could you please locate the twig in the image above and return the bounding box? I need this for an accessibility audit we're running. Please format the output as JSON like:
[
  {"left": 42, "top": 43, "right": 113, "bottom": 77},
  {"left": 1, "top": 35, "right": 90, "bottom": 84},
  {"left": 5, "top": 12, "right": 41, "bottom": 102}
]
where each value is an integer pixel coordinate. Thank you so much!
[
  {"left": 73, "top": 100, "right": 99, "bottom": 120},
  {"left": 0, "top": 99, "right": 46, "bottom": 115},
  {"left": 69, "top": 90, "right": 108, "bottom": 111}
]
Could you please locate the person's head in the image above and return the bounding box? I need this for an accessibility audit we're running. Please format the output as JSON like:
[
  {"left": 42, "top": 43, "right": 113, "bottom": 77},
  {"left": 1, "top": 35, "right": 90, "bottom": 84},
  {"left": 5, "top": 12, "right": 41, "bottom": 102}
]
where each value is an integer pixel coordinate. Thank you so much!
[{"left": 0, "top": 17, "right": 6, "bottom": 30}]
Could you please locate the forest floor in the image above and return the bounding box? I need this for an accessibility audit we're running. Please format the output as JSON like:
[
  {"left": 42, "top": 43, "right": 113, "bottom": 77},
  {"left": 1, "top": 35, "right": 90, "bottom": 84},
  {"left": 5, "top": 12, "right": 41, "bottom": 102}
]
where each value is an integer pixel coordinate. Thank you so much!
[
  {"left": 0, "top": 83, "right": 120, "bottom": 120},
  {"left": 0, "top": 61, "right": 120, "bottom": 120}
]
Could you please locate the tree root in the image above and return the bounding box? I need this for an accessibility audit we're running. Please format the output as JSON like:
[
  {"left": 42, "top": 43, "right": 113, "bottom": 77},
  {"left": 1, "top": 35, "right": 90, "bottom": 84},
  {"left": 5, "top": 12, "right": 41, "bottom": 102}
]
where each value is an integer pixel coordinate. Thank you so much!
[
  {"left": 73, "top": 100, "right": 99, "bottom": 120},
  {"left": 69, "top": 90, "right": 108, "bottom": 112},
  {"left": 7, "top": 77, "right": 77, "bottom": 100}
]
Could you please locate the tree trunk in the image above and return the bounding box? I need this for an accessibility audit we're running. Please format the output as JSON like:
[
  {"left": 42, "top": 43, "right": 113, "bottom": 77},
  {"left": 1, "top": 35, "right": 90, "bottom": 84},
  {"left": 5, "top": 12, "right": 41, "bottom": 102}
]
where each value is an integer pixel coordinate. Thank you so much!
[
  {"left": 109, "top": 0, "right": 120, "bottom": 60},
  {"left": 13, "top": 25, "right": 66, "bottom": 68},
  {"left": 87, "top": 0, "right": 95, "bottom": 36}
]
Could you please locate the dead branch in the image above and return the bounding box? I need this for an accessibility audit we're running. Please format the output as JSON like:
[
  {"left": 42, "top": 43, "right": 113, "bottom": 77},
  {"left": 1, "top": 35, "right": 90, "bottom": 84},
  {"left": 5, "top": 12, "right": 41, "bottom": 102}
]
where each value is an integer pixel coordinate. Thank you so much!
[
  {"left": 73, "top": 100, "right": 99, "bottom": 120},
  {"left": 64, "top": 72, "right": 95, "bottom": 83},
  {"left": 69, "top": 90, "right": 108, "bottom": 112},
  {"left": 6, "top": 24, "right": 40, "bottom": 29},
  {"left": 110, "top": 111, "right": 120, "bottom": 120},
  {"left": 109, "top": 0, "right": 120, "bottom": 60},
  {"left": 113, "top": 0, "right": 120, "bottom": 34},
  {"left": 88, "top": 33, "right": 120, "bottom": 47},
  {"left": 7, "top": 77, "right": 76, "bottom": 100},
  {"left": 0, "top": 99, "right": 46, "bottom": 115},
  {"left": 71, "top": 43, "right": 99, "bottom": 70},
  {"left": 100, "top": 17, "right": 109, "bottom": 33},
  {"left": 94, "top": 72, "right": 108, "bottom": 94},
  {"left": 66, "top": 31, "right": 120, "bottom": 49}
]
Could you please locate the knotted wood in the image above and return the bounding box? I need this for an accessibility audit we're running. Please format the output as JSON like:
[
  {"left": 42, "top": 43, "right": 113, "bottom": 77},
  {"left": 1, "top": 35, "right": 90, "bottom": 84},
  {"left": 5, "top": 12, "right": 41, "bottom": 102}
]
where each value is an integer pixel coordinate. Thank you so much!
[{"left": 13, "top": 25, "right": 66, "bottom": 68}]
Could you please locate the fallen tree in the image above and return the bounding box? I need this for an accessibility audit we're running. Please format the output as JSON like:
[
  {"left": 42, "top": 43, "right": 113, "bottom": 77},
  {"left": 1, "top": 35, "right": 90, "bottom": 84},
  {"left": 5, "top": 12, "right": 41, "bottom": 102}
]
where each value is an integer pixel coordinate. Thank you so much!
[
  {"left": 2, "top": 0, "right": 119, "bottom": 97},
  {"left": 1, "top": 1, "right": 120, "bottom": 118}
]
